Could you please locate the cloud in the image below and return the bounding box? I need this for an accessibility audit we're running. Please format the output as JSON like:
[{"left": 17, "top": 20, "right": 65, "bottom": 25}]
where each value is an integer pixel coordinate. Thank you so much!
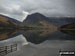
[
  {"left": 0, "top": 0, "right": 29, "bottom": 22},
  {"left": 0, "top": 0, "right": 75, "bottom": 22}
]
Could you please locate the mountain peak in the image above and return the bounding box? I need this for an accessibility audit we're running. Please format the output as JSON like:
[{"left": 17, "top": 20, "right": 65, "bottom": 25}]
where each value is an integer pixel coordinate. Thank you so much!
[
  {"left": 30, "top": 12, "right": 45, "bottom": 17},
  {"left": 23, "top": 12, "right": 49, "bottom": 25},
  {"left": 33, "top": 12, "right": 42, "bottom": 15}
]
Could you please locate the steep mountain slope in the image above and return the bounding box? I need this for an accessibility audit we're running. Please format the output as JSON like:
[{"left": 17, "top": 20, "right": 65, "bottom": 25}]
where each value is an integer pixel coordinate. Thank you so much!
[
  {"left": 23, "top": 13, "right": 51, "bottom": 26},
  {"left": 0, "top": 14, "right": 21, "bottom": 29},
  {"left": 0, "top": 14, "right": 21, "bottom": 24}
]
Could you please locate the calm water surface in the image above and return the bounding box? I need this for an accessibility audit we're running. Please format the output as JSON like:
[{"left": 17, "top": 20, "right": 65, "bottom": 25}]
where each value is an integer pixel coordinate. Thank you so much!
[{"left": 0, "top": 30, "right": 75, "bottom": 56}]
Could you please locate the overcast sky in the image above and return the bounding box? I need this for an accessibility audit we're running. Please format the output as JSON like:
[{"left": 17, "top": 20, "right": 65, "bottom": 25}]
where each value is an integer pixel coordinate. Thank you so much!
[{"left": 0, "top": 0, "right": 75, "bottom": 22}]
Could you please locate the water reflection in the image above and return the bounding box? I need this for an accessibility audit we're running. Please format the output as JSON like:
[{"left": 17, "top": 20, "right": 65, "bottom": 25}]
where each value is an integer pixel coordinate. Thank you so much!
[
  {"left": 0, "top": 29, "right": 75, "bottom": 56},
  {"left": 60, "top": 23, "right": 75, "bottom": 36},
  {"left": 21, "top": 28, "right": 75, "bottom": 44},
  {"left": 0, "top": 34, "right": 28, "bottom": 56},
  {"left": 0, "top": 44, "right": 17, "bottom": 56},
  {"left": 0, "top": 23, "right": 75, "bottom": 56},
  {"left": 0, "top": 28, "right": 75, "bottom": 44},
  {"left": 0, "top": 29, "right": 20, "bottom": 41}
]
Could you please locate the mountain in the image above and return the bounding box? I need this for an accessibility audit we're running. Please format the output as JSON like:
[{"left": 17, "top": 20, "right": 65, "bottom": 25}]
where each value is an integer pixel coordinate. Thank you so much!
[
  {"left": 0, "top": 14, "right": 21, "bottom": 30},
  {"left": 48, "top": 17, "right": 75, "bottom": 26},
  {"left": 60, "top": 23, "right": 75, "bottom": 36},
  {"left": 23, "top": 13, "right": 52, "bottom": 26},
  {"left": 0, "top": 14, "right": 21, "bottom": 24},
  {"left": 23, "top": 13, "right": 75, "bottom": 27}
]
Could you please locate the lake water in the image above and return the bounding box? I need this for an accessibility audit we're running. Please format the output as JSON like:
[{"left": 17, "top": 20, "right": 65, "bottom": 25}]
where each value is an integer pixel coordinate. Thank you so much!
[{"left": 0, "top": 29, "right": 75, "bottom": 56}]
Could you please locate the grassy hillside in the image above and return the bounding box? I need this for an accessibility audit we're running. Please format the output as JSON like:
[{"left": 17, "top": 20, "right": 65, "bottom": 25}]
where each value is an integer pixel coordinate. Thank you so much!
[{"left": 60, "top": 23, "right": 75, "bottom": 36}]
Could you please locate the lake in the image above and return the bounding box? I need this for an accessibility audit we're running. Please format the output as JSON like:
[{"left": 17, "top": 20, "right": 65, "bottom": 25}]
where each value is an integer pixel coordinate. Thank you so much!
[{"left": 0, "top": 29, "right": 75, "bottom": 56}]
